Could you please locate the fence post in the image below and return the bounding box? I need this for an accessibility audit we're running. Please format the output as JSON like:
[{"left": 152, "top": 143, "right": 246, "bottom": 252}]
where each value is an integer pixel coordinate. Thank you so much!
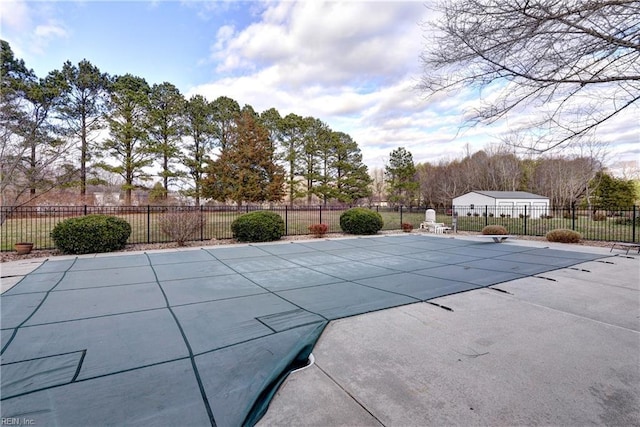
[
  {"left": 485, "top": 205, "right": 488, "bottom": 226},
  {"left": 285, "top": 205, "right": 288, "bottom": 236},
  {"left": 400, "top": 205, "right": 403, "bottom": 227},
  {"left": 319, "top": 204, "right": 322, "bottom": 224},
  {"left": 147, "top": 205, "right": 151, "bottom": 243},
  {"left": 200, "top": 205, "right": 204, "bottom": 241},
  {"left": 84, "top": 205, "right": 87, "bottom": 216},
  {"left": 524, "top": 205, "right": 528, "bottom": 235},
  {"left": 633, "top": 205, "right": 637, "bottom": 243},
  {"left": 571, "top": 202, "right": 576, "bottom": 231}
]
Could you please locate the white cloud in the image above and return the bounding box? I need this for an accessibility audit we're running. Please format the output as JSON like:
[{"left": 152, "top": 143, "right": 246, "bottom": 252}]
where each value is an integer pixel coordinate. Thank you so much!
[
  {"left": 191, "top": 1, "right": 442, "bottom": 165},
  {"left": 0, "top": 0, "right": 31, "bottom": 32},
  {"left": 0, "top": 1, "right": 69, "bottom": 57},
  {"left": 211, "top": 1, "right": 426, "bottom": 86},
  {"left": 34, "top": 22, "right": 68, "bottom": 39},
  {"left": 190, "top": 0, "right": 637, "bottom": 171}
]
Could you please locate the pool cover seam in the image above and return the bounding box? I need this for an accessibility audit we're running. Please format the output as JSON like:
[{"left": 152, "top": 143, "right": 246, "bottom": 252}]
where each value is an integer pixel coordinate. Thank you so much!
[
  {"left": 1, "top": 257, "right": 79, "bottom": 355},
  {"left": 209, "top": 254, "right": 330, "bottom": 323},
  {"left": 192, "top": 321, "right": 327, "bottom": 358},
  {"left": 234, "top": 240, "right": 550, "bottom": 307},
  {"left": 0, "top": 355, "right": 192, "bottom": 401},
  {"left": 255, "top": 317, "right": 278, "bottom": 334},
  {"left": 145, "top": 253, "right": 217, "bottom": 427},
  {"left": 1, "top": 349, "right": 85, "bottom": 366},
  {"left": 4, "top": 306, "right": 170, "bottom": 329}
]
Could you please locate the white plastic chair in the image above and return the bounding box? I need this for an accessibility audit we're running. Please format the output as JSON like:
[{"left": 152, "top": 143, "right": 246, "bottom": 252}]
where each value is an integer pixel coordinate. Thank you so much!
[{"left": 419, "top": 209, "right": 450, "bottom": 233}]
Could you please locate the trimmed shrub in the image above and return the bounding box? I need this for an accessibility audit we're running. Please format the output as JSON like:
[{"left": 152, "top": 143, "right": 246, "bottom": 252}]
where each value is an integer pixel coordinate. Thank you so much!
[
  {"left": 159, "top": 211, "right": 203, "bottom": 246},
  {"left": 339, "top": 208, "right": 383, "bottom": 235},
  {"left": 401, "top": 222, "right": 413, "bottom": 232},
  {"left": 231, "top": 211, "right": 284, "bottom": 242},
  {"left": 308, "top": 223, "right": 328, "bottom": 238},
  {"left": 546, "top": 228, "right": 581, "bottom": 243},
  {"left": 481, "top": 225, "right": 508, "bottom": 235},
  {"left": 51, "top": 214, "right": 131, "bottom": 254}
]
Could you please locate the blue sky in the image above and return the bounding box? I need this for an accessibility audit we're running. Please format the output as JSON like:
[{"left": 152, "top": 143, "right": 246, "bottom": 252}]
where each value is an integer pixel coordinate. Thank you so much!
[{"left": 2, "top": 0, "right": 638, "bottom": 173}]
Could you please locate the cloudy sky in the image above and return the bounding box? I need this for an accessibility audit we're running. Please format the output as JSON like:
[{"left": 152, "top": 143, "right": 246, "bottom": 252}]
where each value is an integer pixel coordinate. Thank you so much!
[{"left": 2, "top": 0, "right": 637, "bottom": 171}]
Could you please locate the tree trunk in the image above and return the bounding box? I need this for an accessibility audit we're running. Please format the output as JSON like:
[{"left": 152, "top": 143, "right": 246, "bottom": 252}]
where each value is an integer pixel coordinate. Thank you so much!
[{"left": 80, "top": 115, "right": 87, "bottom": 198}]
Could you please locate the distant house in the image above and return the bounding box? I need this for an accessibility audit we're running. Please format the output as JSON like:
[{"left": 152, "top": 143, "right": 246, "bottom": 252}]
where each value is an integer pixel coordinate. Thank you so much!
[{"left": 453, "top": 191, "right": 550, "bottom": 218}]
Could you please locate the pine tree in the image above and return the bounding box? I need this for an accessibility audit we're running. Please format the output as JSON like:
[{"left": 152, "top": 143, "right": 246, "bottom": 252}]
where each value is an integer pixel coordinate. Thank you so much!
[
  {"left": 148, "top": 82, "right": 185, "bottom": 197},
  {"left": 98, "top": 74, "right": 153, "bottom": 205},
  {"left": 385, "top": 147, "right": 418, "bottom": 207}
]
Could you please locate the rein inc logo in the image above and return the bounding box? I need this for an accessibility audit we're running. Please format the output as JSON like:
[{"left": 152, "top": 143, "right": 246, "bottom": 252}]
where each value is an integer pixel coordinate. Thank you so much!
[{"left": 1, "top": 419, "right": 35, "bottom": 426}]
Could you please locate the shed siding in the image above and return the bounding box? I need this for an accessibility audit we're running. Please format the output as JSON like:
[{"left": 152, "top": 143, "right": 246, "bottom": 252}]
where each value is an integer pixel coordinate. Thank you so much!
[{"left": 453, "top": 191, "right": 550, "bottom": 218}]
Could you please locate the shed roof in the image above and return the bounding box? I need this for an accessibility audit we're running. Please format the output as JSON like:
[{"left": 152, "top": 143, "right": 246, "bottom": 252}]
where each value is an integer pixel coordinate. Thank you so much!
[{"left": 466, "top": 191, "right": 548, "bottom": 200}]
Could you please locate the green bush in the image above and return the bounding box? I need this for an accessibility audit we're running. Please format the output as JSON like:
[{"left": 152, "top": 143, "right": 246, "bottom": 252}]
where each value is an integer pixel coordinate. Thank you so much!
[
  {"left": 546, "top": 228, "right": 581, "bottom": 243},
  {"left": 481, "top": 225, "right": 508, "bottom": 235},
  {"left": 50, "top": 214, "right": 131, "bottom": 254},
  {"left": 231, "top": 211, "right": 285, "bottom": 242},
  {"left": 339, "top": 208, "right": 383, "bottom": 235}
]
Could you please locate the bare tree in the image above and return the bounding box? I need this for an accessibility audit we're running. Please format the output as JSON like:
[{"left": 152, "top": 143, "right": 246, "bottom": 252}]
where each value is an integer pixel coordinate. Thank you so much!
[
  {"left": 419, "top": 0, "right": 640, "bottom": 151},
  {"left": 369, "top": 167, "right": 386, "bottom": 204},
  {"left": 530, "top": 156, "right": 601, "bottom": 208},
  {"left": 1, "top": 41, "right": 76, "bottom": 223}
]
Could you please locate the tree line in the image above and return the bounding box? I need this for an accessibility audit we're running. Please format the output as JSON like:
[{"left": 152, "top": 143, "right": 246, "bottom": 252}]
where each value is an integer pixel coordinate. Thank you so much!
[
  {"left": 376, "top": 146, "right": 638, "bottom": 211},
  {"left": 0, "top": 40, "right": 372, "bottom": 209}
]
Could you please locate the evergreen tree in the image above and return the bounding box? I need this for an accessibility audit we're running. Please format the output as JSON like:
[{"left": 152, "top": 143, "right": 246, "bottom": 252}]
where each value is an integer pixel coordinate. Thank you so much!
[
  {"left": 202, "top": 110, "right": 284, "bottom": 206},
  {"left": 590, "top": 171, "right": 636, "bottom": 211},
  {"left": 59, "top": 59, "right": 109, "bottom": 198},
  {"left": 211, "top": 96, "right": 240, "bottom": 150},
  {"left": 98, "top": 74, "right": 153, "bottom": 205},
  {"left": 148, "top": 82, "right": 186, "bottom": 197},
  {"left": 300, "top": 117, "right": 330, "bottom": 203},
  {"left": 259, "top": 107, "right": 284, "bottom": 165},
  {"left": 183, "top": 95, "right": 215, "bottom": 205},
  {"left": 331, "top": 132, "right": 372, "bottom": 203},
  {"left": 385, "top": 147, "right": 418, "bottom": 207},
  {"left": 279, "top": 113, "right": 307, "bottom": 206}
]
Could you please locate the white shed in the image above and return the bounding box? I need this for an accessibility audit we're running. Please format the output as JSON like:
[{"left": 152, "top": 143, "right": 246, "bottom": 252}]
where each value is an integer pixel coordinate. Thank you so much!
[{"left": 453, "top": 191, "right": 550, "bottom": 218}]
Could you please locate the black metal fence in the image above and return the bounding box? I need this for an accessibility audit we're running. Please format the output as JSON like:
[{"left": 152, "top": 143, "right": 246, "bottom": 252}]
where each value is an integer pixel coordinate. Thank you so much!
[
  {"left": 1, "top": 204, "right": 638, "bottom": 251},
  {"left": 449, "top": 205, "right": 638, "bottom": 243}
]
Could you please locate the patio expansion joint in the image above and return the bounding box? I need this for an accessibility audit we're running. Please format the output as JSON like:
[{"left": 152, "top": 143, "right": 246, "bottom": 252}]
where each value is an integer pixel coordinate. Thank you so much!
[
  {"left": 487, "top": 289, "right": 640, "bottom": 334},
  {"left": 313, "top": 362, "right": 386, "bottom": 427}
]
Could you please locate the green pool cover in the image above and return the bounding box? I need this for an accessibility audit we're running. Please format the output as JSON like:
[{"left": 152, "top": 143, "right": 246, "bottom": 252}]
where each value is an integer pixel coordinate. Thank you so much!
[{"left": 1, "top": 235, "right": 605, "bottom": 426}]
